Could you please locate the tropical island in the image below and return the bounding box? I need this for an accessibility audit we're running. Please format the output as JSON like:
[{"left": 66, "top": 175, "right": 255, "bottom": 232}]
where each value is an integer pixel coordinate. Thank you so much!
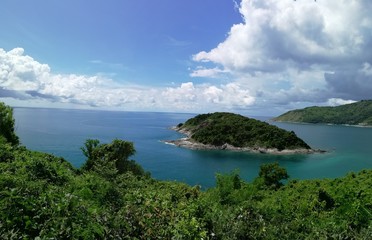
[
  {"left": 274, "top": 100, "right": 372, "bottom": 126},
  {"left": 165, "top": 112, "right": 322, "bottom": 154}
]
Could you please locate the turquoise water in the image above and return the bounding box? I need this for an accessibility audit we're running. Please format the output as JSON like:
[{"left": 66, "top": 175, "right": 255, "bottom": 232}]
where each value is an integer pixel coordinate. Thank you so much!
[{"left": 14, "top": 108, "right": 372, "bottom": 188}]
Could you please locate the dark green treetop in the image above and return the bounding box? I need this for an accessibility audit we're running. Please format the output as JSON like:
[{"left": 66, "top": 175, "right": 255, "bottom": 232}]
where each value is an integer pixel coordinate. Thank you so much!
[
  {"left": 179, "top": 112, "right": 310, "bottom": 151},
  {"left": 258, "top": 162, "right": 289, "bottom": 189},
  {"left": 81, "top": 138, "right": 147, "bottom": 178}
]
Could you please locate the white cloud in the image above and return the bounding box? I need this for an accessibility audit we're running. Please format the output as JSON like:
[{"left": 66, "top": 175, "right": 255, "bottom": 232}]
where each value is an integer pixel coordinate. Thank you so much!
[
  {"left": 160, "top": 82, "right": 255, "bottom": 111},
  {"left": 327, "top": 98, "right": 356, "bottom": 106},
  {"left": 0, "top": 48, "right": 255, "bottom": 112},
  {"left": 0, "top": 48, "right": 157, "bottom": 110},
  {"left": 191, "top": 0, "right": 372, "bottom": 113},
  {"left": 203, "top": 86, "right": 223, "bottom": 103},
  {"left": 194, "top": 0, "right": 372, "bottom": 72},
  {"left": 0, "top": 48, "right": 50, "bottom": 91},
  {"left": 190, "top": 67, "right": 228, "bottom": 78},
  {"left": 162, "top": 82, "right": 197, "bottom": 109},
  {"left": 200, "top": 83, "right": 255, "bottom": 109},
  {"left": 221, "top": 83, "right": 255, "bottom": 107}
]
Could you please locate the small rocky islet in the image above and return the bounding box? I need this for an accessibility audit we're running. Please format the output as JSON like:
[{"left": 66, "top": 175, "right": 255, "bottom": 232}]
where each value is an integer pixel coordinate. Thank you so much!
[{"left": 164, "top": 112, "right": 325, "bottom": 154}]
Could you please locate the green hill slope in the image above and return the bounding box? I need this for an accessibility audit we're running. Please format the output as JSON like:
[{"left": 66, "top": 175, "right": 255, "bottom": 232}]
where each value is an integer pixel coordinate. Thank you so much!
[
  {"left": 274, "top": 100, "right": 372, "bottom": 126},
  {"left": 177, "top": 112, "right": 311, "bottom": 151}
]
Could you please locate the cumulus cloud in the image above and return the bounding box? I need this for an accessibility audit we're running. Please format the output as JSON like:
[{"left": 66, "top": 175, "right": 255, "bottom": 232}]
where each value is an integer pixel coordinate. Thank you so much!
[
  {"left": 191, "top": 0, "right": 372, "bottom": 112},
  {"left": 0, "top": 48, "right": 151, "bottom": 109},
  {"left": 0, "top": 48, "right": 50, "bottom": 91},
  {"left": 193, "top": 0, "right": 372, "bottom": 72},
  {"left": 160, "top": 82, "right": 255, "bottom": 111},
  {"left": 0, "top": 48, "right": 255, "bottom": 112}
]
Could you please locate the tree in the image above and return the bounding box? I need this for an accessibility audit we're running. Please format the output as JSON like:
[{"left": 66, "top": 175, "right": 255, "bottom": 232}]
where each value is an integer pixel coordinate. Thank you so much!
[
  {"left": 0, "top": 102, "right": 19, "bottom": 146},
  {"left": 258, "top": 162, "right": 289, "bottom": 189},
  {"left": 81, "top": 139, "right": 146, "bottom": 177},
  {"left": 80, "top": 139, "right": 100, "bottom": 169}
]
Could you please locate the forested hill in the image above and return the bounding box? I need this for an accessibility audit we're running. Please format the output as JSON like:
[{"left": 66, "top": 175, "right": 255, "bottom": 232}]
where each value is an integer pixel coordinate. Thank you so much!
[
  {"left": 177, "top": 112, "right": 311, "bottom": 151},
  {"left": 274, "top": 100, "right": 372, "bottom": 126}
]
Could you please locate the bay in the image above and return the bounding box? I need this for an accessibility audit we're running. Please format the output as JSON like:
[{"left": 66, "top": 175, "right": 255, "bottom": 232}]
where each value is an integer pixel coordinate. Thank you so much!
[{"left": 13, "top": 107, "right": 372, "bottom": 188}]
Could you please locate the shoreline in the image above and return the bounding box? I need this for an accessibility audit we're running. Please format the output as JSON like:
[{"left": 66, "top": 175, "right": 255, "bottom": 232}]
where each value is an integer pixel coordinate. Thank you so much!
[
  {"left": 272, "top": 120, "right": 372, "bottom": 128},
  {"left": 163, "top": 126, "right": 326, "bottom": 155}
]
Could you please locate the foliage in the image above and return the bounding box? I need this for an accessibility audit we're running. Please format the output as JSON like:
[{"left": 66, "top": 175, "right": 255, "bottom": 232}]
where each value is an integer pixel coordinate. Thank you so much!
[
  {"left": 274, "top": 99, "right": 372, "bottom": 126},
  {"left": 81, "top": 138, "right": 147, "bottom": 178},
  {"left": 180, "top": 112, "right": 310, "bottom": 150},
  {"left": 0, "top": 143, "right": 371, "bottom": 239},
  {"left": 200, "top": 168, "right": 372, "bottom": 239},
  {"left": 215, "top": 170, "right": 242, "bottom": 204},
  {"left": 258, "top": 162, "right": 289, "bottom": 189},
  {"left": 0, "top": 102, "right": 19, "bottom": 146},
  {"left": 80, "top": 138, "right": 100, "bottom": 161}
]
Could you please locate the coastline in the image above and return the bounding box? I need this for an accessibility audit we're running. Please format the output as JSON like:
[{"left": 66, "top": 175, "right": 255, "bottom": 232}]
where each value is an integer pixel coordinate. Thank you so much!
[
  {"left": 272, "top": 120, "right": 372, "bottom": 128},
  {"left": 163, "top": 126, "right": 326, "bottom": 155}
]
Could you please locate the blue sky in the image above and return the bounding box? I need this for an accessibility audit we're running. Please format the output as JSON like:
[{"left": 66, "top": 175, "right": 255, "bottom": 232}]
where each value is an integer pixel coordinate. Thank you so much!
[
  {"left": 1, "top": 0, "right": 239, "bottom": 83},
  {"left": 1, "top": 0, "right": 372, "bottom": 115}
]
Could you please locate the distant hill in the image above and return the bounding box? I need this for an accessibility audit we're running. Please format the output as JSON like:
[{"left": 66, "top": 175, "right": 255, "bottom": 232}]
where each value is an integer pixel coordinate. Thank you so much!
[
  {"left": 169, "top": 112, "right": 312, "bottom": 153},
  {"left": 273, "top": 100, "right": 372, "bottom": 126}
]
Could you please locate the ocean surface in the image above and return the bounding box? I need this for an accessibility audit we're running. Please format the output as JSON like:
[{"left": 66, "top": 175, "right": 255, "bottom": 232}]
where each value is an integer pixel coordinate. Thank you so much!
[{"left": 14, "top": 107, "right": 372, "bottom": 188}]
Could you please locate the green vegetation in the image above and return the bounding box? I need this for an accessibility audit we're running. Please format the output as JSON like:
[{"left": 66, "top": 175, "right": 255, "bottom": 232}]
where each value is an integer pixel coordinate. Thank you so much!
[
  {"left": 179, "top": 112, "right": 311, "bottom": 151},
  {"left": 1, "top": 103, "right": 371, "bottom": 239},
  {"left": 80, "top": 138, "right": 148, "bottom": 178},
  {"left": 0, "top": 102, "right": 19, "bottom": 146},
  {"left": 274, "top": 100, "right": 372, "bottom": 126}
]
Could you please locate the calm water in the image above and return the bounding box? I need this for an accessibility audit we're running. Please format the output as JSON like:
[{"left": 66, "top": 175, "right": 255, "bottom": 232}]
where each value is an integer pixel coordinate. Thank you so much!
[{"left": 14, "top": 108, "right": 372, "bottom": 188}]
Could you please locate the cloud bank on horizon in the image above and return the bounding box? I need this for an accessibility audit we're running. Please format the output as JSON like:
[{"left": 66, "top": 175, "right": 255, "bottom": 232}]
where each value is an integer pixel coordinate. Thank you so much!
[
  {"left": 0, "top": 48, "right": 255, "bottom": 112},
  {"left": 1, "top": 0, "right": 371, "bottom": 115}
]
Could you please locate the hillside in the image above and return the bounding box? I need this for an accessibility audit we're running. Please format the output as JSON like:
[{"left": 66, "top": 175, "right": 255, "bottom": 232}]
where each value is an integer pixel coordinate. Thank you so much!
[
  {"left": 0, "top": 102, "right": 371, "bottom": 239},
  {"left": 274, "top": 100, "right": 372, "bottom": 126},
  {"left": 168, "top": 112, "right": 313, "bottom": 153}
]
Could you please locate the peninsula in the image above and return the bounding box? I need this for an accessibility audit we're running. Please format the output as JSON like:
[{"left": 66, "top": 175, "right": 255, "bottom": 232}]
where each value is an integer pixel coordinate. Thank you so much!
[
  {"left": 165, "top": 112, "right": 321, "bottom": 154},
  {"left": 273, "top": 100, "right": 372, "bottom": 126}
]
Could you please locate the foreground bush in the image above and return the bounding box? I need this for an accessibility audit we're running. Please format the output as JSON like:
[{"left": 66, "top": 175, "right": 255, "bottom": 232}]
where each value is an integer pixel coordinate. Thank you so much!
[{"left": 0, "top": 140, "right": 370, "bottom": 239}]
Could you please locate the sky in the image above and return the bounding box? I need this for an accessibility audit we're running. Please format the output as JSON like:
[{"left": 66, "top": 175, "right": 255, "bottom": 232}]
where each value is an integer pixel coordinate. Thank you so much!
[{"left": 1, "top": 0, "right": 372, "bottom": 116}]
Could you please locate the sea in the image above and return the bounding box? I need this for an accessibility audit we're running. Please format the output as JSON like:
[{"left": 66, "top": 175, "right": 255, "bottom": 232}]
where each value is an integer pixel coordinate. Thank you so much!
[{"left": 13, "top": 107, "right": 372, "bottom": 188}]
